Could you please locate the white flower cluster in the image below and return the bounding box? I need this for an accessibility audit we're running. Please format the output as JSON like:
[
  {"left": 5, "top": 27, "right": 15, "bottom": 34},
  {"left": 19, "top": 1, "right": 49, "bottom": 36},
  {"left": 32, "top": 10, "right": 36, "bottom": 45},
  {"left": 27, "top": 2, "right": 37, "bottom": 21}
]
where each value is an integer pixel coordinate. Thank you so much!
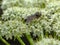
[
  {"left": 1, "top": 0, "right": 60, "bottom": 42},
  {"left": 35, "top": 38, "right": 60, "bottom": 45},
  {"left": 2, "top": 7, "right": 40, "bottom": 21},
  {"left": 1, "top": 0, "right": 48, "bottom": 9}
]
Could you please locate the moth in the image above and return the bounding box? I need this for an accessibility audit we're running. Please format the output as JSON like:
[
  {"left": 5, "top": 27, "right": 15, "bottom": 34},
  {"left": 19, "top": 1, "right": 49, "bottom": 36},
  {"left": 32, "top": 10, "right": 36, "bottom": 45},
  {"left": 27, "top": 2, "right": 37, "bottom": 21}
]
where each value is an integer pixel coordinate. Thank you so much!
[{"left": 25, "top": 12, "right": 42, "bottom": 25}]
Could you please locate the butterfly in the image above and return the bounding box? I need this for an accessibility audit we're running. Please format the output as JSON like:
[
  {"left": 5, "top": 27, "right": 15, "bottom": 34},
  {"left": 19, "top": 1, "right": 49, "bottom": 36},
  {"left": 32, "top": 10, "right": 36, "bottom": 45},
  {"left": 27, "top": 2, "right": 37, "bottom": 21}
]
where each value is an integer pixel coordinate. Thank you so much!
[{"left": 25, "top": 12, "right": 42, "bottom": 25}]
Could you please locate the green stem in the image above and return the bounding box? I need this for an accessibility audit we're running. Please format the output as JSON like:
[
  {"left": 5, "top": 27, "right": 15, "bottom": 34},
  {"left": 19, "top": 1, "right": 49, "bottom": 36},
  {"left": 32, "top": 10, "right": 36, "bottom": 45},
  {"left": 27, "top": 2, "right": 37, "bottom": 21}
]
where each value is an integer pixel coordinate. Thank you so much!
[
  {"left": 17, "top": 36, "right": 25, "bottom": 45},
  {"left": 0, "top": 37, "right": 10, "bottom": 45},
  {"left": 25, "top": 33, "right": 34, "bottom": 45},
  {"left": 39, "top": 31, "right": 44, "bottom": 41},
  {"left": 38, "top": 34, "right": 43, "bottom": 41},
  {"left": 53, "top": 32, "right": 56, "bottom": 38},
  {"left": 45, "top": 32, "right": 48, "bottom": 38}
]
